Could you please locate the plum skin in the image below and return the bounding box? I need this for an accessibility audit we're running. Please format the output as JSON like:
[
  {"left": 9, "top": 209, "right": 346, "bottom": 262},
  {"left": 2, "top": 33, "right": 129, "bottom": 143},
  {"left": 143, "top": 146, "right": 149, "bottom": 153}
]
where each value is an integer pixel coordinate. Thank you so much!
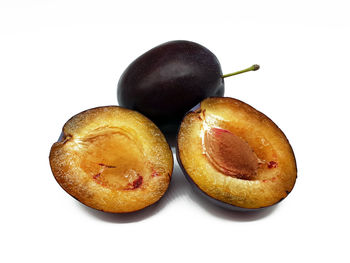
[{"left": 117, "top": 40, "right": 224, "bottom": 128}]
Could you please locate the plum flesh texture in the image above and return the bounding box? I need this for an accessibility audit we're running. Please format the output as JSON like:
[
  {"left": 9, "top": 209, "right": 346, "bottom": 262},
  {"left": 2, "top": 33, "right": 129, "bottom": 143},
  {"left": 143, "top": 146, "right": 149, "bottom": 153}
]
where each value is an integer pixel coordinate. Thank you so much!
[
  {"left": 49, "top": 106, "right": 173, "bottom": 213},
  {"left": 177, "top": 97, "right": 297, "bottom": 210},
  {"left": 117, "top": 40, "right": 224, "bottom": 129}
]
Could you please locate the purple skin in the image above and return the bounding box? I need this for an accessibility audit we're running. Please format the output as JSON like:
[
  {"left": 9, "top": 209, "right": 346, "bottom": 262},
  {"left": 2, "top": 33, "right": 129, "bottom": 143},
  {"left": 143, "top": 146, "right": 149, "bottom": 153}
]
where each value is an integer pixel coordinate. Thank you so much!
[
  {"left": 117, "top": 40, "right": 224, "bottom": 130},
  {"left": 175, "top": 102, "right": 284, "bottom": 212}
]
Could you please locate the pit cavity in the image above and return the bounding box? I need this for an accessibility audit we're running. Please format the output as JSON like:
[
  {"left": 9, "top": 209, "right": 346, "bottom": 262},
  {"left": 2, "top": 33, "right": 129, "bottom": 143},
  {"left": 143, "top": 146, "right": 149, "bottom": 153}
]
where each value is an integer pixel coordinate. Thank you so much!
[{"left": 79, "top": 128, "right": 147, "bottom": 190}]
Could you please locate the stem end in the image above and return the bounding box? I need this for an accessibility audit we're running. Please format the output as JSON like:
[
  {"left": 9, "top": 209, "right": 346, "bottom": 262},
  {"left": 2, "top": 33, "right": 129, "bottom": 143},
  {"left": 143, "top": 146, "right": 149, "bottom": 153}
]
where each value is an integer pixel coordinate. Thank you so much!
[
  {"left": 222, "top": 64, "right": 261, "bottom": 79},
  {"left": 253, "top": 64, "right": 260, "bottom": 71}
]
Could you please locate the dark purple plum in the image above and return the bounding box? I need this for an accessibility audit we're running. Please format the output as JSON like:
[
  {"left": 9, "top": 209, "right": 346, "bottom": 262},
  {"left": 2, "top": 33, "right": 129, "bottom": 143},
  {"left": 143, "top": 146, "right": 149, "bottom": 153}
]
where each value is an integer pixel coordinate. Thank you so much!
[{"left": 117, "top": 40, "right": 259, "bottom": 131}]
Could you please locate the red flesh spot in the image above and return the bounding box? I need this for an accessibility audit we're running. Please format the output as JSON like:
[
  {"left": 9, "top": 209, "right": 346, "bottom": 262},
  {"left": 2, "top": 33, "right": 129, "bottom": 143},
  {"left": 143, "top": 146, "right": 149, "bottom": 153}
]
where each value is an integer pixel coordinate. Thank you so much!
[
  {"left": 268, "top": 161, "right": 278, "bottom": 168},
  {"left": 93, "top": 173, "right": 101, "bottom": 180},
  {"left": 152, "top": 170, "right": 160, "bottom": 177},
  {"left": 93, "top": 173, "right": 107, "bottom": 187},
  {"left": 132, "top": 176, "right": 143, "bottom": 189}
]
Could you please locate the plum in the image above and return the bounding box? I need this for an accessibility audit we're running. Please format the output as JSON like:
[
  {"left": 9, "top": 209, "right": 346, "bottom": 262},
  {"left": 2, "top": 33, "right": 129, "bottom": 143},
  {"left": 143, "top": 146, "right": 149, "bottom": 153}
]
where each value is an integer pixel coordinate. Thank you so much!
[
  {"left": 49, "top": 106, "right": 173, "bottom": 213},
  {"left": 176, "top": 97, "right": 297, "bottom": 211},
  {"left": 117, "top": 40, "right": 259, "bottom": 131}
]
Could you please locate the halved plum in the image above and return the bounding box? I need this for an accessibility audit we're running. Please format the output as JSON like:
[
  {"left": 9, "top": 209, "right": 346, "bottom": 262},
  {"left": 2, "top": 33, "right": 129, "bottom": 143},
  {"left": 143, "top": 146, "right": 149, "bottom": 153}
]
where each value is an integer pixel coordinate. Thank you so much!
[
  {"left": 177, "top": 97, "right": 297, "bottom": 210},
  {"left": 49, "top": 106, "right": 173, "bottom": 213}
]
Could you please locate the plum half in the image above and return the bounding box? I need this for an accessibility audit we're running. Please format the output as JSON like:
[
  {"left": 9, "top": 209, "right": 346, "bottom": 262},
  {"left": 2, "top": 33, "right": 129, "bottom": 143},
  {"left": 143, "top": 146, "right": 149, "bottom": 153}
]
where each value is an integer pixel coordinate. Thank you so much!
[
  {"left": 177, "top": 97, "right": 297, "bottom": 210},
  {"left": 49, "top": 106, "right": 173, "bottom": 213}
]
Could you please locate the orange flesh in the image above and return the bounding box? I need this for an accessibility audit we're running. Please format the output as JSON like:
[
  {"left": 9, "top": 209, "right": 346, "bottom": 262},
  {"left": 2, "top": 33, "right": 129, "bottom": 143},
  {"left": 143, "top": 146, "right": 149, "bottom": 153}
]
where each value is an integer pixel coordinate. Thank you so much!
[
  {"left": 80, "top": 130, "right": 147, "bottom": 191},
  {"left": 49, "top": 106, "right": 173, "bottom": 213},
  {"left": 177, "top": 97, "right": 297, "bottom": 209},
  {"left": 203, "top": 127, "right": 258, "bottom": 180}
]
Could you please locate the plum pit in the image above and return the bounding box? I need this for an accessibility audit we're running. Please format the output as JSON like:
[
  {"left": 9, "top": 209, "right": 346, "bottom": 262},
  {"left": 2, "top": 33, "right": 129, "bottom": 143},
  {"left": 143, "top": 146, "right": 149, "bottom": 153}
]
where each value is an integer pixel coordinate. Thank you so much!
[{"left": 203, "top": 127, "right": 258, "bottom": 180}]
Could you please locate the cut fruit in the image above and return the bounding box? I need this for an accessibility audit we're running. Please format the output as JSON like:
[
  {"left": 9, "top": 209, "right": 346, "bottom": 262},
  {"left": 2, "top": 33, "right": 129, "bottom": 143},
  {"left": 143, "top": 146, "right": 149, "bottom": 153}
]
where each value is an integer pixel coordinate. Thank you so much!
[
  {"left": 177, "top": 97, "right": 297, "bottom": 210},
  {"left": 49, "top": 106, "right": 173, "bottom": 213}
]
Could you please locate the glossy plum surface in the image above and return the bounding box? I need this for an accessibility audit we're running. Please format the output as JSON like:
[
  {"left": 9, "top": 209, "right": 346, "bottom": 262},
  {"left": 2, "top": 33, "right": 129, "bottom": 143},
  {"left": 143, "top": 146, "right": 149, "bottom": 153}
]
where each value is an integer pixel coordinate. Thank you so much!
[{"left": 117, "top": 40, "right": 224, "bottom": 127}]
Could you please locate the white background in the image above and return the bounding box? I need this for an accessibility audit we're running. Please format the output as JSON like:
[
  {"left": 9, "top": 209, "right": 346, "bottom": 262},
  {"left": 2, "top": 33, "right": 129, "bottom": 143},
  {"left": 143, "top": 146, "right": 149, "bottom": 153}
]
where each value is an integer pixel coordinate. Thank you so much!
[{"left": 1, "top": 1, "right": 349, "bottom": 262}]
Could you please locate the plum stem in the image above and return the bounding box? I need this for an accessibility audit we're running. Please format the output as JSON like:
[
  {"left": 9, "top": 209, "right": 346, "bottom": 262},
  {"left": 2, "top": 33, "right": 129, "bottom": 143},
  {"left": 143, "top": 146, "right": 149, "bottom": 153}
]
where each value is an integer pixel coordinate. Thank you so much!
[{"left": 222, "top": 64, "right": 260, "bottom": 78}]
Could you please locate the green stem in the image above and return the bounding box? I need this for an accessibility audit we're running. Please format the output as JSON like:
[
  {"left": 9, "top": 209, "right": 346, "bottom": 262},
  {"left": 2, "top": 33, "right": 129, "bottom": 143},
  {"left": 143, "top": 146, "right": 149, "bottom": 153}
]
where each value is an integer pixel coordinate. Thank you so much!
[{"left": 222, "top": 64, "right": 260, "bottom": 79}]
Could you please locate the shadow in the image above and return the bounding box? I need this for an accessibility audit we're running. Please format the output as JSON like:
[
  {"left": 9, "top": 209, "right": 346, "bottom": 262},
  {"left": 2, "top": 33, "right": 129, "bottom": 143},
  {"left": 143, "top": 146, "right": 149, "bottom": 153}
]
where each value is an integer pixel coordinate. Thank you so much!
[
  {"left": 76, "top": 198, "right": 165, "bottom": 223},
  {"left": 160, "top": 163, "right": 192, "bottom": 203},
  {"left": 163, "top": 130, "right": 178, "bottom": 149}
]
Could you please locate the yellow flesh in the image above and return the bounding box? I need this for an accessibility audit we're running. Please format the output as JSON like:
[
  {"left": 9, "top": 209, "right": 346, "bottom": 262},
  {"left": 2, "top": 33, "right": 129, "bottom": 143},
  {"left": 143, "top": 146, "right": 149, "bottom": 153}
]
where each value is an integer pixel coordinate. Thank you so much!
[
  {"left": 49, "top": 107, "right": 173, "bottom": 213},
  {"left": 80, "top": 129, "right": 147, "bottom": 191},
  {"left": 178, "top": 98, "right": 297, "bottom": 209}
]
